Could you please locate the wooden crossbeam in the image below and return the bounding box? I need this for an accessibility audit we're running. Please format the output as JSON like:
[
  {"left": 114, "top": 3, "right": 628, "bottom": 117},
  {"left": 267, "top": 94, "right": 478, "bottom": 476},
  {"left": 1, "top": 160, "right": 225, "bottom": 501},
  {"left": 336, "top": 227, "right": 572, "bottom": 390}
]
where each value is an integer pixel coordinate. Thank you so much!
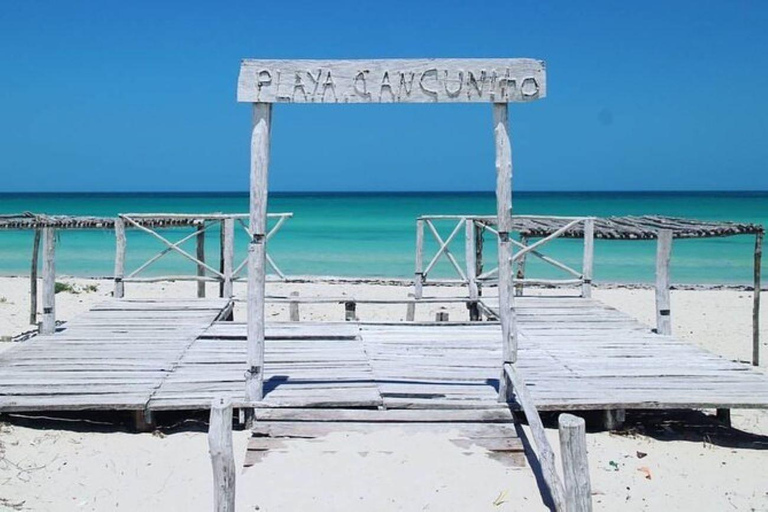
[
  {"left": 127, "top": 221, "right": 216, "bottom": 278},
  {"left": 423, "top": 219, "right": 468, "bottom": 281}
]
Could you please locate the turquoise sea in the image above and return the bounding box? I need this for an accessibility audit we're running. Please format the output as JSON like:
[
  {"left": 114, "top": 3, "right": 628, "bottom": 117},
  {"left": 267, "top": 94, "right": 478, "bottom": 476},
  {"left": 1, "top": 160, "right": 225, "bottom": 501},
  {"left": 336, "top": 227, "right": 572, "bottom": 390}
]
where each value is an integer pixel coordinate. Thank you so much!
[{"left": 0, "top": 192, "right": 765, "bottom": 284}]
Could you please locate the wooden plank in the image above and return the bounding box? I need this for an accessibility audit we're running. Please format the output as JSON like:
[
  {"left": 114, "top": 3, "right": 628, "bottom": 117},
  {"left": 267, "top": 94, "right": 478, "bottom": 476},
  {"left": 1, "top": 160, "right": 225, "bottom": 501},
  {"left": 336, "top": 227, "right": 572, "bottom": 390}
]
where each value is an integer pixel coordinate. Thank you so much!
[
  {"left": 237, "top": 58, "right": 546, "bottom": 103},
  {"left": 254, "top": 408, "right": 513, "bottom": 423}
]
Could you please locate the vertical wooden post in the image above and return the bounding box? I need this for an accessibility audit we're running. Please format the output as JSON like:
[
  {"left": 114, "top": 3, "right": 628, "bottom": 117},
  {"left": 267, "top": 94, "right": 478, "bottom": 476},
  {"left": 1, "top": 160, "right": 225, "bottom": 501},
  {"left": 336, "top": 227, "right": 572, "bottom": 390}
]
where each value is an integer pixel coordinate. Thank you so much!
[
  {"left": 40, "top": 227, "right": 56, "bottom": 335},
  {"left": 655, "top": 229, "right": 673, "bottom": 336},
  {"left": 208, "top": 397, "right": 235, "bottom": 512},
  {"left": 408, "top": 219, "right": 425, "bottom": 322},
  {"left": 465, "top": 219, "right": 480, "bottom": 321},
  {"left": 753, "top": 231, "right": 763, "bottom": 366},
  {"left": 414, "top": 219, "right": 425, "bottom": 300},
  {"left": 345, "top": 301, "right": 357, "bottom": 321},
  {"left": 114, "top": 218, "right": 126, "bottom": 299},
  {"left": 289, "top": 291, "right": 300, "bottom": 321},
  {"left": 29, "top": 228, "right": 41, "bottom": 325},
  {"left": 475, "top": 222, "right": 484, "bottom": 298},
  {"left": 222, "top": 218, "right": 235, "bottom": 298},
  {"left": 246, "top": 102, "right": 271, "bottom": 403},
  {"left": 494, "top": 103, "right": 516, "bottom": 401},
  {"left": 582, "top": 218, "right": 595, "bottom": 298},
  {"left": 514, "top": 235, "right": 528, "bottom": 297},
  {"left": 196, "top": 223, "right": 206, "bottom": 298},
  {"left": 558, "top": 414, "right": 593, "bottom": 512},
  {"left": 219, "top": 220, "right": 226, "bottom": 298},
  {"left": 435, "top": 310, "right": 449, "bottom": 322}
]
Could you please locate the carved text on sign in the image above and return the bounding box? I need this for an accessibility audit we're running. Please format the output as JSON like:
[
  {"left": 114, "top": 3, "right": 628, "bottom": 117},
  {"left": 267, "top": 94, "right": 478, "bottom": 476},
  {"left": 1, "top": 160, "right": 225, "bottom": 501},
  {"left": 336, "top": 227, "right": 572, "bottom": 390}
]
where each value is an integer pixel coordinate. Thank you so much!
[{"left": 237, "top": 59, "right": 547, "bottom": 104}]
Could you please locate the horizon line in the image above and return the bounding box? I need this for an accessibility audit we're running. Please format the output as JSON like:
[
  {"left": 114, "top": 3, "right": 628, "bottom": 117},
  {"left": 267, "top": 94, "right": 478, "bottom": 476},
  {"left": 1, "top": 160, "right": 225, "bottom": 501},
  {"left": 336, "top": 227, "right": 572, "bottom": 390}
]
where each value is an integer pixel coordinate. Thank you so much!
[{"left": 1, "top": 189, "right": 768, "bottom": 195}]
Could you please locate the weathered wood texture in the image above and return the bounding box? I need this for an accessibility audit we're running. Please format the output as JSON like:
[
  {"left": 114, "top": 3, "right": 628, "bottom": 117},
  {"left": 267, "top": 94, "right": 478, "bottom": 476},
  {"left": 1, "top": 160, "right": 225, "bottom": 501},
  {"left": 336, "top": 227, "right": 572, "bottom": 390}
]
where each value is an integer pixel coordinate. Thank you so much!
[
  {"left": 581, "top": 219, "right": 594, "bottom": 298},
  {"left": 3, "top": 297, "right": 768, "bottom": 415},
  {"left": 40, "top": 227, "right": 56, "bottom": 335},
  {"left": 238, "top": 58, "right": 547, "bottom": 104},
  {"left": 113, "top": 218, "right": 126, "bottom": 298},
  {"left": 209, "top": 397, "right": 236, "bottom": 512},
  {"left": 505, "top": 363, "right": 566, "bottom": 511},
  {"left": 754, "top": 232, "right": 763, "bottom": 366},
  {"left": 196, "top": 224, "right": 206, "bottom": 298},
  {"left": 247, "top": 102, "right": 272, "bottom": 402},
  {"left": 655, "top": 230, "right": 673, "bottom": 336},
  {"left": 222, "top": 218, "right": 235, "bottom": 298},
  {"left": 558, "top": 414, "right": 592, "bottom": 512},
  {"left": 494, "top": 103, "right": 516, "bottom": 374},
  {"left": 29, "top": 229, "right": 41, "bottom": 325}
]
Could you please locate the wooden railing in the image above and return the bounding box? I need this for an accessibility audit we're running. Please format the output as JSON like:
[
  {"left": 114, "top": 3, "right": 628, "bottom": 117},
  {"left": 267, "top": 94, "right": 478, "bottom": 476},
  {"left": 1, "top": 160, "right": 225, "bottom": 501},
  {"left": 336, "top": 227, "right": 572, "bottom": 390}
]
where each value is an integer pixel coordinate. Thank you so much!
[
  {"left": 114, "top": 213, "right": 292, "bottom": 298},
  {"left": 413, "top": 215, "right": 596, "bottom": 308}
]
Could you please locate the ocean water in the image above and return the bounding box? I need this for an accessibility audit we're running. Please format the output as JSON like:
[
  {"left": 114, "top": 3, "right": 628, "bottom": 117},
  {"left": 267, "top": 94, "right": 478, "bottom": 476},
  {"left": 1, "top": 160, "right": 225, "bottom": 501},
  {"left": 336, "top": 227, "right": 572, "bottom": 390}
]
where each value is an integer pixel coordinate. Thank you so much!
[{"left": 0, "top": 192, "right": 765, "bottom": 284}]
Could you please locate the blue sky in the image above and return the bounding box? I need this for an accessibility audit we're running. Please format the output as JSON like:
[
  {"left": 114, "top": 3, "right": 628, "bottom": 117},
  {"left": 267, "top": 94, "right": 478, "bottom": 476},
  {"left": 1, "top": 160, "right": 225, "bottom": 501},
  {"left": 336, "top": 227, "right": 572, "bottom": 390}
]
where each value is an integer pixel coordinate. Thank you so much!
[{"left": 1, "top": 1, "right": 766, "bottom": 192}]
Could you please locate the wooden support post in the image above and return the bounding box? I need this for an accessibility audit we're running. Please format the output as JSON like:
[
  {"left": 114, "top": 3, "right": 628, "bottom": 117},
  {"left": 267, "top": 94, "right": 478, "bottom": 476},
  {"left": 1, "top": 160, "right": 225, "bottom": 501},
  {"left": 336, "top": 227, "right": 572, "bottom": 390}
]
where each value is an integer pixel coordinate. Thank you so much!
[
  {"left": 465, "top": 219, "right": 480, "bottom": 321},
  {"left": 405, "top": 293, "right": 416, "bottom": 322},
  {"left": 655, "top": 229, "right": 673, "bottom": 336},
  {"left": 515, "top": 235, "right": 528, "bottom": 297},
  {"left": 345, "top": 301, "right": 357, "bottom": 321},
  {"left": 475, "top": 222, "right": 484, "bottom": 298},
  {"left": 209, "top": 397, "right": 236, "bottom": 512},
  {"left": 29, "top": 228, "right": 41, "bottom": 325},
  {"left": 196, "top": 223, "right": 206, "bottom": 298},
  {"left": 114, "top": 218, "right": 126, "bottom": 299},
  {"left": 289, "top": 291, "right": 300, "bottom": 321},
  {"left": 246, "top": 102, "right": 271, "bottom": 403},
  {"left": 132, "top": 409, "right": 155, "bottom": 432},
  {"left": 582, "top": 218, "right": 595, "bottom": 298},
  {"left": 494, "top": 103, "right": 516, "bottom": 404},
  {"left": 40, "top": 227, "right": 56, "bottom": 335},
  {"left": 219, "top": 220, "right": 226, "bottom": 298},
  {"left": 602, "top": 409, "right": 625, "bottom": 431},
  {"left": 222, "top": 218, "right": 235, "bottom": 298},
  {"left": 716, "top": 408, "right": 731, "bottom": 427},
  {"left": 558, "top": 414, "right": 593, "bottom": 512},
  {"left": 414, "top": 219, "right": 425, "bottom": 300},
  {"left": 753, "top": 231, "right": 763, "bottom": 366}
]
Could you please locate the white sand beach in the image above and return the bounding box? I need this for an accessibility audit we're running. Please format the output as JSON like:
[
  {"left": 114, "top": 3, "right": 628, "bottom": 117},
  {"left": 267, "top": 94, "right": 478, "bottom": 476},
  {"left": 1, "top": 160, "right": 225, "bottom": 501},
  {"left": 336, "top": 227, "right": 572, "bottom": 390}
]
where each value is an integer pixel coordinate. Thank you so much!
[{"left": 0, "top": 277, "right": 766, "bottom": 511}]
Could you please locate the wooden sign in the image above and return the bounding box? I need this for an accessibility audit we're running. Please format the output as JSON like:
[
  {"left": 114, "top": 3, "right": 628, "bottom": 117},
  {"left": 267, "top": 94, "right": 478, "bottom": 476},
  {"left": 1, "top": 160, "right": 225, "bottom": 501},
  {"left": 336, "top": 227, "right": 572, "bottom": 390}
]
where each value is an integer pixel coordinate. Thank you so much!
[{"left": 237, "top": 58, "right": 546, "bottom": 104}]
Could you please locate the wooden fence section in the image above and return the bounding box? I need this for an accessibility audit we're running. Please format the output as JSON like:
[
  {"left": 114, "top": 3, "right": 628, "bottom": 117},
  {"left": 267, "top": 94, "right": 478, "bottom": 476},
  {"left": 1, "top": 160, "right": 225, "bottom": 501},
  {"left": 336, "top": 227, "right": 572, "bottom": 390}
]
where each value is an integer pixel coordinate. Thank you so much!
[
  {"left": 115, "top": 212, "right": 292, "bottom": 299},
  {"left": 413, "top": 215, "right": 596, "bottom": 303}
]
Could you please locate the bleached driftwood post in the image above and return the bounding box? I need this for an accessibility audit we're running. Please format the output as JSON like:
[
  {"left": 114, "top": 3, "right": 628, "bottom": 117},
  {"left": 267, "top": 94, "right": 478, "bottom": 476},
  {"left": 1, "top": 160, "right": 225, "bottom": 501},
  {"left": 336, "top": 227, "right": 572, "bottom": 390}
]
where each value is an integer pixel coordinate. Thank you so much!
[
  {"left": 114, "top": 217, "right": 126, "bottom": 299},
  {"left": 289, "top": 291, "right": 300, "bottom": 321},
  {"left": 40, "top": 227, "right": 56, "bottom": 335},
  {"left": 754, "top": 231, "right": 763, "bottom": 366},
  {"left": 29, "top": 228, "right": 41, "bottom": 325},
  {"left": 196, "top": 223, "right": 206, "bottom": 298},
  {"left": 222, "top": 218, "right": 235, "bottom": 298},
  {"left": 208, "top": 397, "right": 235, "bottom": 512},
  {"left": 465, "top": 218, "right": 480, "bottom": 321},
  {"left": 408, "top": 219, "right": 425, "bottom": 322},
  {"left": 581, "top": 218, "right": 595, "bottom": 298},
  {"left": 655, "top": 229, "right": 673, "bottom": 336},
  {"left": 559, "top": 414, "right": 593, "bottom": 512},
  {"left": 494, "top": 103, "right": 516, "bottom": 402},
  {"left": 246, "top": 103, "right": 272, "bottom": 402}
]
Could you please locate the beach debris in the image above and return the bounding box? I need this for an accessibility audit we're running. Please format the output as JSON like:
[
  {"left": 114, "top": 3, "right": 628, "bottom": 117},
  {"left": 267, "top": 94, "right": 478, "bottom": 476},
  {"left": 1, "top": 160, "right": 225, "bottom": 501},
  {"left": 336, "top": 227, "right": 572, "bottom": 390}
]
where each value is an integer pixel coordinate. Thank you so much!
[
  {"left": 636, "top": 451, "right": 648, "bottom": 459},
  {"left": 0, "top": 498, "right": 25, "bottom": 510},
  {"left": 492, "top": 490, "right": 509, "bottom": 506},
  {"left": 608, "top": 460, "right": 620, "bottom": 471},
  {"left": 637, "top": 466, "right": 652, "bottom": 480}
]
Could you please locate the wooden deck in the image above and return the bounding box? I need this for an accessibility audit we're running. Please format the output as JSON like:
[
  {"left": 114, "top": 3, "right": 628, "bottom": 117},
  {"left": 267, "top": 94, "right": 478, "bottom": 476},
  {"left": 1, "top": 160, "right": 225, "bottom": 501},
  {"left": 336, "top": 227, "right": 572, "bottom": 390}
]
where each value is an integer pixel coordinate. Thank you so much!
[{"left": 2, "top": 296, "right": 768, "bottom": 417}]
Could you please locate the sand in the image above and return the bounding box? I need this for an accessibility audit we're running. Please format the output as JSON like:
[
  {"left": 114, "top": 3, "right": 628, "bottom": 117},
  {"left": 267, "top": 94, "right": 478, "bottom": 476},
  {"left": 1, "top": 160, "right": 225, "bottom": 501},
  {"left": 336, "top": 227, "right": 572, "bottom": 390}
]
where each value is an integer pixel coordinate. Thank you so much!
[{"left": 0, "top": 276, "right": 767, "bottom": 511}]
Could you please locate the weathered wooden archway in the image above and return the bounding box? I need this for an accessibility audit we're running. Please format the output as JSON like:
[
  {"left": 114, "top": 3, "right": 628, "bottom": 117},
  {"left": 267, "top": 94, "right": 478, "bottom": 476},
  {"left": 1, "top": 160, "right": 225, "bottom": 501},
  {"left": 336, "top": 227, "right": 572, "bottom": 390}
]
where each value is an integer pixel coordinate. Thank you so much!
[{"left": 236, "top": 58, "right": 547, "bottom": 401}]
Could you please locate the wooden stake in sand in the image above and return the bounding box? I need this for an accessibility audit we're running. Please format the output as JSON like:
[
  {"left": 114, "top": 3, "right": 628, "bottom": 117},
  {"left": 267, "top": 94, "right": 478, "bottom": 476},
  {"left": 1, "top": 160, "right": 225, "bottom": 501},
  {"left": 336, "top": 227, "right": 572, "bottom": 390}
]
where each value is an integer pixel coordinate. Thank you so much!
[
  {"left": 29, "top": 228, "right": 41, "bottom": 325},
  {"left": 209, "top": 397, "right": 235, "bottom": 512},
  {"left": 559, "top": 414, "right": 593, "bottom": 512},
  {"left": 114, "top": 217, "right": 126, "bottom": 299},
  {"left": 754, "top": 231, "right": 763, "bottom": 366}
]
